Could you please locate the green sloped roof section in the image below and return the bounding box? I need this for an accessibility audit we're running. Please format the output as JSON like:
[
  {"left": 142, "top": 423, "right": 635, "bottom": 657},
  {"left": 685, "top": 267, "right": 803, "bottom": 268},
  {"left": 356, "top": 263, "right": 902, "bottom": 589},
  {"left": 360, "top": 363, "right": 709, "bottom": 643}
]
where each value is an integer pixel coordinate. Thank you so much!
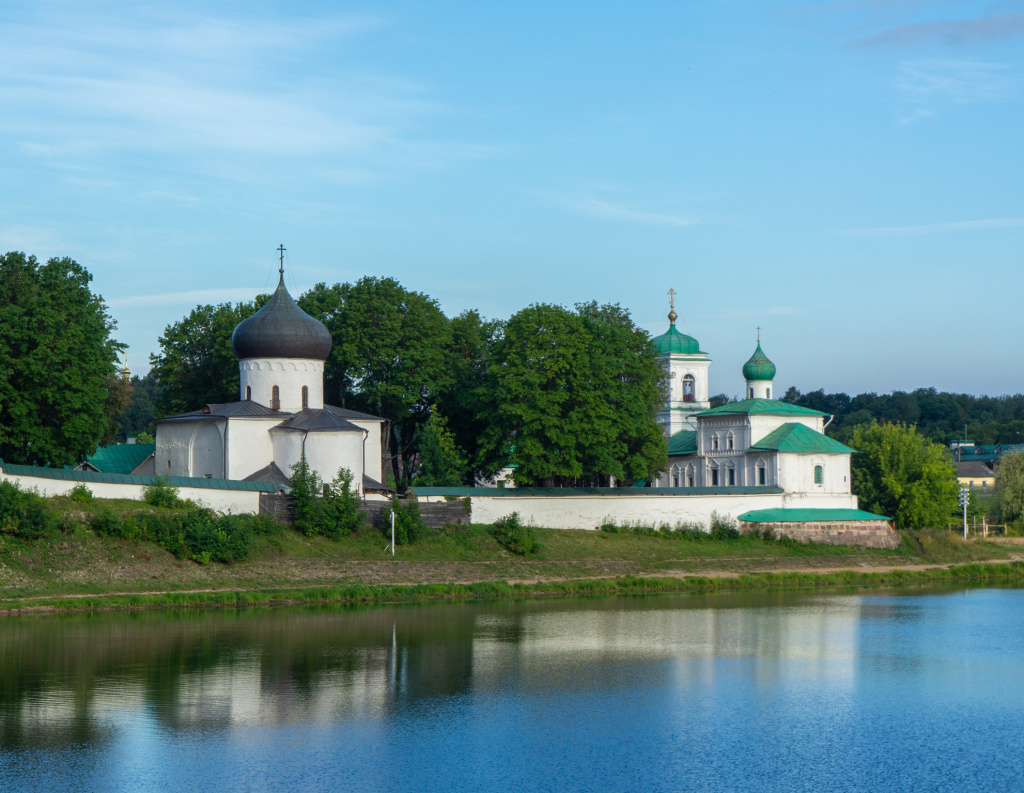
[
  {"left": 749, "top": 423, "right": 854, "bottom": 454},
  {"left": 695, "top": 398, "right": 828, "bottom": 418},
  {"left": 667, "top": 430, "right": 697, "bottom": 456},
  {"left": 410, "top": 486, "right": 784, "bottom": 496},
  {"left": 738, "top": 508, "right": 891, "bottom": 523},
  {"left": 85, "top": 444, "right": 155, "bottom": 473},
  {"left": 0, "top": 462, "right": 277, "bottom": 492}
]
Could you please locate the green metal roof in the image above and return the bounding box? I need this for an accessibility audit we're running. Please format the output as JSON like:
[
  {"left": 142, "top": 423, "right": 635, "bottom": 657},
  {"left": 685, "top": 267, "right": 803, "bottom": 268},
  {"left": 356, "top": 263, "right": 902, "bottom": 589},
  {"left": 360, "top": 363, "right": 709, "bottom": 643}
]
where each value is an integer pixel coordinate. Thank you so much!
[
  {"left": 1, "top": 462, "right": 277, "bottom": 492},
  {"left": 667, "top": 429, "right": 697, "bottom": 456},
  {"left": 741, "top": 342, "right": 776, "bottom": 382},
  {"left": 738, "top": 508, "right": 890, "bottom": 523},
  {"left": 84, "top": 443, "right": 155, "bottom": 474},
  {"left": 749, "top": 423, "right": 854, "bottom": 454},
  {"left": 410, "top": 486, "right": 784, "bottom": 497},
  {"left": 651, "top": 323, "right": 704, "bottom": 355},
  {"left": 696, "top": 398, "right": 828, "bottom": 418}
]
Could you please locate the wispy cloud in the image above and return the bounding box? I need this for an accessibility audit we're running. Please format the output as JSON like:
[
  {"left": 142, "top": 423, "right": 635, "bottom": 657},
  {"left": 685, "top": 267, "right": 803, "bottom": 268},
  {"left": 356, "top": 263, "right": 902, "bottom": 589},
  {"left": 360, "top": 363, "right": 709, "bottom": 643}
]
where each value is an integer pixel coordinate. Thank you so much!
[
  {"left": 849, "top": 12, "right": 1024, "bottom": 49},
  {"left": 842, "top": 218, "right": 1024, "bottom": 236},
  {"left": 896, "top": 59, "right": 1017, "bottom": 103},
  {"left": 569, "top": 198, "right": 699, "bottom": 227},
  {"left": 107, "top": 287, "right": 270, "bottom": 308}
]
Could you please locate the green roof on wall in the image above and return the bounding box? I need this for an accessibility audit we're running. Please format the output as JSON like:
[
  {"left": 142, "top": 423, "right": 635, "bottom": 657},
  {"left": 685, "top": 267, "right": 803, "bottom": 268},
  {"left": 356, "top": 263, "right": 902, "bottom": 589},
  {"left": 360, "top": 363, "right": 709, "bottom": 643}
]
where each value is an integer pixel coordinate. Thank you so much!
[
  {"left": 1, "top": 462, "right": 277, "bottom": 492},
  {"left": 696, "top": 398, "right": 828, "bottom": 418},
  {"left": 738, "top": 508, "right": 890, "bottom": 523}
]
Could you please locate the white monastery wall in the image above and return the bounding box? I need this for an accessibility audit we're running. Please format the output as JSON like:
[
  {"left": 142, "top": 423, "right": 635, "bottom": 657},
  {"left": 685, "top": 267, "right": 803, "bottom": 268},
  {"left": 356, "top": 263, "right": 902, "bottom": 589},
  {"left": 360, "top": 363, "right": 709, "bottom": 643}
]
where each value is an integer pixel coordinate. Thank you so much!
[
  {"left": 270, "top": 430, "right": 367, "bottom": 492},
  {"left": 349, "top": 419, "right": 384, "bottom": 482},
  {"left": 0, "top": 471, "right": 262, "bottom": 514},
  {"left": 156, "top": 421, "right": 201, "bottom": 477},
  {"left": 777, "top": 452, "right": 851, "bottom": 496},
  {"left": 239, "top": 358, "right": 324, "bottom": 411},
  {"left": 420, "top": 492, "right": 785, "bottom": 531}
]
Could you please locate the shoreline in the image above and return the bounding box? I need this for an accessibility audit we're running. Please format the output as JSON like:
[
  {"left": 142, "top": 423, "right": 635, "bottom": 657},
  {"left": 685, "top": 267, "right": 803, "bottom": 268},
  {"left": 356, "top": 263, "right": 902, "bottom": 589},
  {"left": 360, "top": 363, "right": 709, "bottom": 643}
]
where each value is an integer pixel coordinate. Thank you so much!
[{"left": 3, "top": 559, "right": 1022, "bottom": 617}]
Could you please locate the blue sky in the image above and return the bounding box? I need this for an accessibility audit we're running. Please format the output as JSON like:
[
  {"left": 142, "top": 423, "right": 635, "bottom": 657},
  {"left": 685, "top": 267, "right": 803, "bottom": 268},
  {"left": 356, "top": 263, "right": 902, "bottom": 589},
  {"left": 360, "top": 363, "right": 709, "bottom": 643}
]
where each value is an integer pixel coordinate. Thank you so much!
[{"left": 1, "top": 0, "right": 1022, "bottom": 397}]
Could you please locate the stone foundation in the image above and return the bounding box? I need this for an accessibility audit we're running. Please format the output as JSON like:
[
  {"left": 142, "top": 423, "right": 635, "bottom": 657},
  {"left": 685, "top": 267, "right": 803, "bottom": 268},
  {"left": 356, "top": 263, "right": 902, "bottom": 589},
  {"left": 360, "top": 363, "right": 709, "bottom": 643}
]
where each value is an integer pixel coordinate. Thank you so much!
[{"left": 738, "top": 520, "right": 900, "bottom": 549}]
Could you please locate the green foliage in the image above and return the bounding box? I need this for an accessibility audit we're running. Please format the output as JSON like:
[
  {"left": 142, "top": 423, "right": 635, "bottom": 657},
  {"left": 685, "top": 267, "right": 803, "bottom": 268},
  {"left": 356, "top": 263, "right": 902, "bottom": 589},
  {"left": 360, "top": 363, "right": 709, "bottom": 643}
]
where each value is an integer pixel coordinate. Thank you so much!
[
  {"left": 89, "top": 506, "right": 276, "bottom": 563},
  {"left": 381, "top": 497, "right": 427, "bottom": 545},
  {"left": 477, "top": 302, "right": 666, "bottom": 486},
  {"left": 489, "top": 512, "right": 537, "bottom": 555},
  {"left": 0, "top": 252, "right": 127, "bottom": 466},
  {"left": 289, "top": 457, "right": 364, "bottom": 540},
  {"left": 0, "top": 480, "right": 58, "bottom": 539},
  {"left": 143, "top": 476, "right": 181, "bottom": 509},
  {"left": 414, "top": 410, "right": 467, "bottom": 486},
  {"left": 300, "top": 277, "right": 452, "bottom": 491},
  {"left": 848, "top": 422, "right": 958, "bottom": 530},
  {"left": 68, "top": 483, "right": 95, "bottom": 503},
  {"left": 781, "top": 386, "right": 1024, "bottom": 446},
  {"left": 119, "top": 373, "right": 160, "bottom": 440},
  {"left": 135, "top": 431, "right": 155, "bottom": 445},
  {"left": 149, "top": 299, "right": 263, "bottom": 416},
  {"left": 709, "top": 511, "right": 740, "bottom": 540},
  {"left": 995, "top": 450, "right": 1024, "bottom": 524}
]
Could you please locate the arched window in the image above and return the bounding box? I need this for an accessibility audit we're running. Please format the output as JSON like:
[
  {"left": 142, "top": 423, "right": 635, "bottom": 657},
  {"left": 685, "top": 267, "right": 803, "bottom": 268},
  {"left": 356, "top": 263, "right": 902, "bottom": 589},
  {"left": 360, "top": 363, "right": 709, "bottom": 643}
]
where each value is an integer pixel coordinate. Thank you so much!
[
  {"left": 814, "top": 465, "right": 823, "bottom": 485},
  {"left": 710, "top": 466, "right": 719, "bottom": 486},
  {"left": 682, "top": 374, "right": 695, "bottom": 403},
  {"left": 245, "top": 386, "right": 251, "bottom": 401},
  {"left": 726, "top": 432, "right": 734, "bottom": 450},
  {"left": 686, "top": 465, "right": 695, "bottom": 488},
  {"left": 727, "top": 467, "right": 736, "bottom": 486},
  {"left": 757, "top": 464, "right": 766, "bottom": 486},
  {"left": 301, "top": 385, "right": 309, "bottom": 410},
  {"left": 271, "top": 385, "right": 280, "bottom": 411},
  {"left": 672, "top": 465, "right": 680, "bottom": 488},
  {"left": 711, "top": 433, "right": 719, "bottom": 451}
]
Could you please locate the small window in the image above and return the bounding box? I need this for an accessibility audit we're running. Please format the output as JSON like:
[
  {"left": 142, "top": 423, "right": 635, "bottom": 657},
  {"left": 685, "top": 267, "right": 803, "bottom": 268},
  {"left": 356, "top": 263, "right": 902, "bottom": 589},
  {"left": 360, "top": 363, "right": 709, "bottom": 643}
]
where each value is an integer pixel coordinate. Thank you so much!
[
  {"left": 758, "top": 466, "right": 766, "bottom": 486},
  {"left": 749, "top": 387, "right": 754, "bottom": 398},
  {"left": 245, "top": 386, "right": 251, "bottom": 401},
  {"left": 711, "top": 469, "right": 719, "bottom": 486},
  {"left": 727, "top": 433, "right": 734, "bottom": 450},
  {"left": 682, "top": 374, "right": 696, "bottom": 403},
  {"left": 766, "top": 388, "right": 771, "bottom": 399},
  {"left": 301, "top": 385, "right": 309, "bottom": 410},
  {"left": 711, "top": 434, "right": 719, "bottom": 451},
  {"left": 814, "top": 465, "right": 823, "bottom": 485},
  {"left": 271, "top": 385, "right": 281, "bottom": 411},
  {"left": 727, "top": 468, "right": 735, "bottom": 486},
  {"left": 673, "top": 473, "right": 679, "bottom": 487},
  {"left": 688, "top": 473, "right": 694, "bottom": 487}
]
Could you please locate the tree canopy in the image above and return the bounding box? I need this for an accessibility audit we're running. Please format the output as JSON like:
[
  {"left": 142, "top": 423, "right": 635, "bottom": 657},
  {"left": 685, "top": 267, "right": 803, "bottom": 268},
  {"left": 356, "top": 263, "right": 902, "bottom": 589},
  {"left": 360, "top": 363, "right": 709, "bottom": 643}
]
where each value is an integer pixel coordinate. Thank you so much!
[
  {"left": 0, "top": 252, "right": 125, "bottom": 466},
  {"left": 995, "top": 450, "right": 1024, "bottom": 525},
  {"left": 477, "top": 302, "right": 666, "bottom": 486},
  {"left": 847, "top": 421, "right": 958, "bottom": 530}
]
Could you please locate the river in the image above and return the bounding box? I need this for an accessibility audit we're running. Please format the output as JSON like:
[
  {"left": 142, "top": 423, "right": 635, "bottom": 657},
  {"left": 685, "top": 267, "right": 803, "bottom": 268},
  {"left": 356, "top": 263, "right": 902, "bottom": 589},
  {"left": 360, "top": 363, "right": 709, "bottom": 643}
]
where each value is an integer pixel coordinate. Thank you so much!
[{"left": 0, "top": 588, "right": 1022, "bottom": 792}]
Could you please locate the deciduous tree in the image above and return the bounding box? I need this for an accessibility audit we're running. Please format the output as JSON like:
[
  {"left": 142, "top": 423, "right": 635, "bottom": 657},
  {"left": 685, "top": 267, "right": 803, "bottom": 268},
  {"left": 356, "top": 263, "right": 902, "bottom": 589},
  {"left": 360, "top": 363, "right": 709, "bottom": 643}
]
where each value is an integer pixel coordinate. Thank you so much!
[
  {"left": 0, "top": 252, "right": 125, "bottom": 466},
  {"left": 995, "top": 450, "right": 1024, "bottom": 524}
]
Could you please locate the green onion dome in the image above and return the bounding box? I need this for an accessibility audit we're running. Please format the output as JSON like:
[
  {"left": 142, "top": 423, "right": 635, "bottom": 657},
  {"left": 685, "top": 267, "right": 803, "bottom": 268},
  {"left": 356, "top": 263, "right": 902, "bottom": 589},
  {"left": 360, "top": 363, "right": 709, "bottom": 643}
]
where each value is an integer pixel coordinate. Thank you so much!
[
  {"left": 651, "top": 310, "right": 702, "bottom": 355},
  {"left": 742, "top": 342, "right": 776, "bottom": 381}
]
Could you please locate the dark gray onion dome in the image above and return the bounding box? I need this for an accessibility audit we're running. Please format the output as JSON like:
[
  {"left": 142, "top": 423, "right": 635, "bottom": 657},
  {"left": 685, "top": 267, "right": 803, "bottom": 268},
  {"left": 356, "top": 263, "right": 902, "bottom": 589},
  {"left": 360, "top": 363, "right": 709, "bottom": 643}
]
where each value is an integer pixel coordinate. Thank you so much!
[{"left": 231, "top": 276, "right": 333, "bottom": 360}]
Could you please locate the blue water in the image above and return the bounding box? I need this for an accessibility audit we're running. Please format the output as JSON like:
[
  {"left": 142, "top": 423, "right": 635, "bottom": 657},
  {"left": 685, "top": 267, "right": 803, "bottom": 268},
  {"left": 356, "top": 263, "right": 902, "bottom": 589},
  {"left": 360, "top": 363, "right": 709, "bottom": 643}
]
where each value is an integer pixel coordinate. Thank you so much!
[{"left": 1, "top": 589, "right": 1023, "bottom": 792}]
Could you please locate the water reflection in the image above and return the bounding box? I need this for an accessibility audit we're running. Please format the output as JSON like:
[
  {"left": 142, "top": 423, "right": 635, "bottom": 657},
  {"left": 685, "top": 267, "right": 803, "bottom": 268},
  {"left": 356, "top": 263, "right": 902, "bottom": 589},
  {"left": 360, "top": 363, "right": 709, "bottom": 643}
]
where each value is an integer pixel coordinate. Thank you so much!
[{"left": 0, "top": 591, "right": 872, "bottom": 746}]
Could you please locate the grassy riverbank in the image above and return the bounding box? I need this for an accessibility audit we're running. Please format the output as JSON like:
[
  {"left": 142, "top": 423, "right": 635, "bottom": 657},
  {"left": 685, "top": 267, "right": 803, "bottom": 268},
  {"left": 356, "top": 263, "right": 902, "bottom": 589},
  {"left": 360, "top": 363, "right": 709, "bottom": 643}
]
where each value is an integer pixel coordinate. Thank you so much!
[{"left": 1, "top": 498, "right": 1021, "bottom": 614}]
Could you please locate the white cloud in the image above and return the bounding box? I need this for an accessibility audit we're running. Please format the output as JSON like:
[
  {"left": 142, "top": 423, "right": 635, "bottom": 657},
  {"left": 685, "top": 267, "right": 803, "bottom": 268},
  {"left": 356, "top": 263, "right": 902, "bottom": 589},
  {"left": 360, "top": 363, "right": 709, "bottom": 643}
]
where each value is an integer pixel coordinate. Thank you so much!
[
  {"left": 895, "top": 59, "right": 1017, "bottom": 105},
  {"left": 569, "top": 198, "right": 699, "bottom": 227}
]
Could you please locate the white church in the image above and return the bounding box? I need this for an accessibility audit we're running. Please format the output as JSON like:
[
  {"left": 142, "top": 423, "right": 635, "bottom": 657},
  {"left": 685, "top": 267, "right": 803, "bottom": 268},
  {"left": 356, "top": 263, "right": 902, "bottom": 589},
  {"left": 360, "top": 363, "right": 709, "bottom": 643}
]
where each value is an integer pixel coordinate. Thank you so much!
[
  {"left": 153, "top": 267, "right": 389, "bottom": 497},
  {"left": 649, "top": 298, "right": 857, "bottom": 508}
]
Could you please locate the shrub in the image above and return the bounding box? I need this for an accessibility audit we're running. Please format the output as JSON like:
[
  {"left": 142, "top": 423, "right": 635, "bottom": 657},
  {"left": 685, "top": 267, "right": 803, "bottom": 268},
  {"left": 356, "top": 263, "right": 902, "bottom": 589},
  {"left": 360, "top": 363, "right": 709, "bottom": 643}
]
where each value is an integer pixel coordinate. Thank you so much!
[
  {"left": 68, "top": 483, "right": 94, "bottom": 503},
  {"left": 0, "top": 480, "right": 58, "bottom": 539},
  {"left": 709, "top": 511, "right": 740, "bottom": 540},
  {"left": 143, "top": 476, "right": 181, "bottom": 509},
  {"left": 290, "top": 459, "right": 364, "bottom": 540},
  {"left": 490, "top": 512, "right": 537, "bottom": 555},
  {"left": 382, "top": 497, "right": 428, "bottom": 545}
]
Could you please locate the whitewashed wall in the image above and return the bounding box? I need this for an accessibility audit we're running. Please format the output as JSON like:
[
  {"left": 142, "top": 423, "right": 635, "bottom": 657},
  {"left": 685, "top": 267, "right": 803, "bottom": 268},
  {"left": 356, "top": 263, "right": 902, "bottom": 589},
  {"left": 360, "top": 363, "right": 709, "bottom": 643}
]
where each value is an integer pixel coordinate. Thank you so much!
[
  {"left": 0, "top": 472, "right": 263, "bottom": 514},
  {"left": 238, "top": 358, "right": 324, "bottom": 411}
]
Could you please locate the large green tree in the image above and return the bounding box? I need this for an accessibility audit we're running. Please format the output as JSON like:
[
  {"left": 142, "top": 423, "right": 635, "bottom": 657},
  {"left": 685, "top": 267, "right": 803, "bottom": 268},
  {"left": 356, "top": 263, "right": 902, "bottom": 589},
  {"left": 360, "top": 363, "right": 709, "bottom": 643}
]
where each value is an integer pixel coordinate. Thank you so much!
[
  {"left": 150, "top": 299, "right": 262, "bottom": 415},
  {"left": 848, "top": 421, "right": 958, "bottom": 530},
  {"left": 0, "top": 252, "right": 126, "bottom": 466},
  {"left": 995, "top": 450, "right": 1024, "bottom": 524},
  {"left": 477, "top": 302, "right": 666, "bottom": 486},
  {"left": 300, "top": 277, "right": 452, "bottom": 489}
]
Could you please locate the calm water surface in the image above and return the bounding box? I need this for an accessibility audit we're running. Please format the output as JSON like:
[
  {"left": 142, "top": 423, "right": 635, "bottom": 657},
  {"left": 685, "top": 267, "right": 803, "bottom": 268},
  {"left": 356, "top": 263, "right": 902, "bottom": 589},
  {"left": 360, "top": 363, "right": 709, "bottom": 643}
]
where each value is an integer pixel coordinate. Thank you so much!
[{"left": 1, "top": 589, "right": 1022, "bottom": 792}]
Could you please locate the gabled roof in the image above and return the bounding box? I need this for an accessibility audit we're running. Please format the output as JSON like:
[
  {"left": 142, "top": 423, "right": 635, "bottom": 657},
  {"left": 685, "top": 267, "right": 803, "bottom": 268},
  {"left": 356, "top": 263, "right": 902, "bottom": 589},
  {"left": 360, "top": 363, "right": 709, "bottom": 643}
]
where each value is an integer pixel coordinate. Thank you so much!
[
  {"left": 738, "top": 508, "right": 890, "bottom": 523},
  {"left": 363, "top": 474, "right": 391, "bottom": 492},
  {"left": 243, "top": 462, "right": 292, "bottom": 488},
  {"left": 158, "top": 401, "right": 289, "bottom": 421},
  {"left": 275, "top": 407, "right": 364, "bottom": 432},
  {"left": 696, "top": 398, "right": 828, "bottom": 418},
  {"left": 956, "top": 461, "right": 994, "bottom": 478},
  {"left": 83, "top": 443, "right": 155, "bottom": 474},
  {"left": 323, "top": 405, "right": 383, "bottom": 421},
  {"left": 749, "top": 423, "right": 854, "bottom": 454},
  {"left": 667, "top": 429, "right": 697, "bottom": 456}
]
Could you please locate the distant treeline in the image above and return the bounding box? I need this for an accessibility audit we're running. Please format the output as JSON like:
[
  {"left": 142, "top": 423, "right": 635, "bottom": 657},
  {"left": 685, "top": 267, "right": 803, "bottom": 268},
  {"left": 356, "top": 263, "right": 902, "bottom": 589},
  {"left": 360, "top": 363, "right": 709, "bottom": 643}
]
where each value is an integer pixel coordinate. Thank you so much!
[{"left": 779, "top": 387, "right": 1024, "bottom": 445}]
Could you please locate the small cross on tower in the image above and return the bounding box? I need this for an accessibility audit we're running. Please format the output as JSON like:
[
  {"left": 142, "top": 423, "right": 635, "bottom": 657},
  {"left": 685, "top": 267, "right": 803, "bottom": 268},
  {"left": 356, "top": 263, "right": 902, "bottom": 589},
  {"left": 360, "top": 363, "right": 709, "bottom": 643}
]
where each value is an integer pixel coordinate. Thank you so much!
[
  {"left": 277, "top": 244, "right": 286, "bottom": 277},
  {"left": 667, "top": 287, "right": 676, "bottom": 310},
  {"left": 756, "top": 325, "right": 761, "bottom": 343}
]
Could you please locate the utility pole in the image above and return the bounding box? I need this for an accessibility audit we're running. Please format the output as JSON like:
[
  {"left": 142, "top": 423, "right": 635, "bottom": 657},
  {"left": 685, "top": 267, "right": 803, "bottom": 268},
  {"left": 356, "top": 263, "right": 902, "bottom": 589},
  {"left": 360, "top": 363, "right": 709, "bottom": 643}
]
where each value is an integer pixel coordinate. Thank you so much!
[{"left": 958, "top": 486, "right": 970, "bottom": 539}]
